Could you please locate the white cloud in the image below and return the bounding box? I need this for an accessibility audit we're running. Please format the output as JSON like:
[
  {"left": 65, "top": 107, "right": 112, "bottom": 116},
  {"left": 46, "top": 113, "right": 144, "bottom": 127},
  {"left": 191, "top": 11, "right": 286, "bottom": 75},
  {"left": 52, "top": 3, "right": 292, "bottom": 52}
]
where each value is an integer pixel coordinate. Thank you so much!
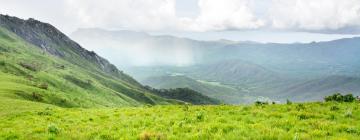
[
  {"left": 64, "top": 0, "right": 178, "bottom": 31},
  {"left": 179, "top": 0, "right": 265, "bottom": 32},
  {"left": 269, "top": 0, "right": 360, "bottom": 31},
  {"left": 0, "top": 0, "right": 360, "bottom": 34},
  {"left": 0, "top": 0, "right": 76, "bottom": 33}
]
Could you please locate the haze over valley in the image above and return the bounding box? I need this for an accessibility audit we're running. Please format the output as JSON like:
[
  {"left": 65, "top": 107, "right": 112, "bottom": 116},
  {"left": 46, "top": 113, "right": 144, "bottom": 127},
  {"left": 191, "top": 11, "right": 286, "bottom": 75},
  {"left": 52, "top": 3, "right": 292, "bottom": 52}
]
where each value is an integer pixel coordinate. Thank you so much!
[
  {"left": 1, "top": 0, "right": 360, "bottom": 139},
  {"left": 71, "top": 28, "right": 360, "bottom": 103}
]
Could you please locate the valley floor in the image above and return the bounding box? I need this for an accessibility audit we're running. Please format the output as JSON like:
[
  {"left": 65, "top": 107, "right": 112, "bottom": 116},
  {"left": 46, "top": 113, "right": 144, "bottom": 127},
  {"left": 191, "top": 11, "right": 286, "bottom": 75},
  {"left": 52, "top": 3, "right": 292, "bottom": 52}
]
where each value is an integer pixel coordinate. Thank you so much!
[{"left": 0, "top": 99, "right": 359, "bottom": 140}]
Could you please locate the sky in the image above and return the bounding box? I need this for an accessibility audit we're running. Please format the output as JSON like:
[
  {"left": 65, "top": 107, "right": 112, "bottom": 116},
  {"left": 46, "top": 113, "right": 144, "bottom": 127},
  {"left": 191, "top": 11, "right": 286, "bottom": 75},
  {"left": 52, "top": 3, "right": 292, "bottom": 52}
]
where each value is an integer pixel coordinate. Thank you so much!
[{"left": 1, "top": 0, "right": 360, "bottom": 43}]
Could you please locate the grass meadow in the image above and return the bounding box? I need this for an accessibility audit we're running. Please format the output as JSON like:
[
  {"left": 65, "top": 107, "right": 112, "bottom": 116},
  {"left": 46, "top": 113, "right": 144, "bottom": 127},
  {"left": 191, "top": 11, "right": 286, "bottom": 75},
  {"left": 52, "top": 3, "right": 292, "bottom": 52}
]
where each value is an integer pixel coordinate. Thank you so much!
[{"left": 0, "top": 100, "right": 359, "bottom": 140}]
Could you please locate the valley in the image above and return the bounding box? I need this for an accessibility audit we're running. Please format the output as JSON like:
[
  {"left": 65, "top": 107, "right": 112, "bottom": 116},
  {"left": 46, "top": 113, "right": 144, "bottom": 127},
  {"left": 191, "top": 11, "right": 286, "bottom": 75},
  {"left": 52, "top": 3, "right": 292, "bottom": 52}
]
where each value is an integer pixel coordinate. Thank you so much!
[
  {"left": 72, "top": 28, "right": 360, "bottom": 103},
  {"left": 0, "top": 12, "right": 360, "bottom": 140}
]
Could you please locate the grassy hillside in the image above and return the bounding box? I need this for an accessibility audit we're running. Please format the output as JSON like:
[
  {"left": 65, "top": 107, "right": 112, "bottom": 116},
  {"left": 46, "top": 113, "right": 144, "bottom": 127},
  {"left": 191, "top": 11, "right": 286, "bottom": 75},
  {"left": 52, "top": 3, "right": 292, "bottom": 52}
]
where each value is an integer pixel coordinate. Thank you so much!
[
  {"left": 0, "top": 15, "right": 190, "bottom": 107},
  {"left": 1, "top": 98, "right": 359, "bottom": 139},
  {"left": 1, "top": 16, "right": 360, "bottom": 140}
]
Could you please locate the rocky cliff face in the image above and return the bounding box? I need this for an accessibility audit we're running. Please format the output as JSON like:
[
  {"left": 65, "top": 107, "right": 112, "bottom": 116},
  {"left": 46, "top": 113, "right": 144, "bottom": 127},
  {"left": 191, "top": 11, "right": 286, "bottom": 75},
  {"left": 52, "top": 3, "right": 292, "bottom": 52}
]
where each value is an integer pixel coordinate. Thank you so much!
[{"left": 0, "top": 14, "right": 137, "bottom": 84}]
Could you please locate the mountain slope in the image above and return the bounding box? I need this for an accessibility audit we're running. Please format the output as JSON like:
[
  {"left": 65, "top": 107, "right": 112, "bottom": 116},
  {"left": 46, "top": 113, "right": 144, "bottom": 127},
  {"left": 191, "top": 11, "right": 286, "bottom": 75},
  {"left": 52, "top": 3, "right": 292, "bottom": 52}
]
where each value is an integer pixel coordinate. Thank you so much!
[
  {"left": 144, "top": 86, "right": 221, "bottom": 105},
  {"left": 141, "top": 75, "right": 246, "bottom": 103},
  {"left": 275, "top": 75, "right": 360, "bottom": 101},
  {"left": 0, "top": 15, "right": 195, "bottom": 107},
  {"left": 72, "top": 28, "right": 360, "bottom": 103},
  {"left": 0, "top": 16, "right": 137, "bottom": 84},
  {"left": 187, "top": 60, "right": 279, "bottom": 85}
]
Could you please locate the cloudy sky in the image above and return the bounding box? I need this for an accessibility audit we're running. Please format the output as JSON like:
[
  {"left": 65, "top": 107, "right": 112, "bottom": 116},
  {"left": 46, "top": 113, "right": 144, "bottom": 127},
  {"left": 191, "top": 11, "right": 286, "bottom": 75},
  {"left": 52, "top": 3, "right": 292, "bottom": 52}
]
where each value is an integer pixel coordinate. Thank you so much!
[{"left": 1, "top": 0, "right": 360, "bottom": 43}]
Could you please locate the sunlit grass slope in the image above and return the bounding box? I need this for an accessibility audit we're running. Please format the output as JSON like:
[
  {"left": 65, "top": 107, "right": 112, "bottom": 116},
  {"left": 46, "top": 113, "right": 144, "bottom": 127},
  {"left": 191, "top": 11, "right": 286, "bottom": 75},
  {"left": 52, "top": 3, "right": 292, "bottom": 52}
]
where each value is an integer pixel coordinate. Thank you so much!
[
  {"left": 0, "top": 100, "right": 359, "bottom": 139},
  {"left": 0, "top": 26, "right": 180, "bottom": 107}
]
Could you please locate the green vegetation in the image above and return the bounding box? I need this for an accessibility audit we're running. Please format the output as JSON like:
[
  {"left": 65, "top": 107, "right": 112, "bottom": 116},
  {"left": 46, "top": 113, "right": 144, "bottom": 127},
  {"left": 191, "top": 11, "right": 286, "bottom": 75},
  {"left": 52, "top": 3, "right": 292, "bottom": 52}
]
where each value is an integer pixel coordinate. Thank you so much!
[
  {"left": 0, "top": 15, "right": 208, "bottom": 108},
  {"left": 325, "top": 93, "right": 357, "bottom": 102},
  {"left": 144, "top": 86, "right": 221, "bottom": 105},
  {"left": 141, "top": 75, "right": 245, "bottom": 104},
  {"left": 2, "top": 15, "right": 360, "bottom": 139},
  {"left": 1, "top": 100, "right": 360, "bottom": 139},
  {"left": 0, "top": 26, "right": 177, "bottom": 107}
]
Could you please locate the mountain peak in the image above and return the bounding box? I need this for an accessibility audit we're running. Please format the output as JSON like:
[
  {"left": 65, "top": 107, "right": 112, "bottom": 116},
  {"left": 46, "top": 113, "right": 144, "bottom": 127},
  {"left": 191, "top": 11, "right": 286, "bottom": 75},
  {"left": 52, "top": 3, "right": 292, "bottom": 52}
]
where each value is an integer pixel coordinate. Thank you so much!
[{"left": 0, "top": 14, "right": 139, "bottom": 84}]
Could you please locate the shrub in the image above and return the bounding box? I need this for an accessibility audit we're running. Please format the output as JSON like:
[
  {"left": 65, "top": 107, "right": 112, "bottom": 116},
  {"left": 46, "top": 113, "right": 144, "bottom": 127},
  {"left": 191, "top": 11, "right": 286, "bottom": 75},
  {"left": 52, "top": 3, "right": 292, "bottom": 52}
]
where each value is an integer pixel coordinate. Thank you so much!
[
  {"left": 255, "top": 101, "right": 268, "bottom": 106},
  {"left": 37, "top": 110, "right": 53, "bottom": 116},
  {"left": 343, "top": 94, "right": 356, "bottom": 102},
  {"left": 48, "top": 124, "right": 59, "bottom": 135},
  {"left": 325, "top": 93, "right": 343, "bottom": 102},
  {"left": 196, "top": 112, "right": 205, "bottom": 121},
  {"left": 325, "top": 93, "right": 355, "bottom": 102}
]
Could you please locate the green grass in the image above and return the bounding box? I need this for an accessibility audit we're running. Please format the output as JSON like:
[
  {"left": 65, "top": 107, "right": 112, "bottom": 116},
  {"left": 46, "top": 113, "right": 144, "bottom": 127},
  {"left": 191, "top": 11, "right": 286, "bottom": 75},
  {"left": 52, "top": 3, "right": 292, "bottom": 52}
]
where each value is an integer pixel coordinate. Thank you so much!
[
  {"left": 0, "top": 100, "right": 359, "bottom": 139},
  {"left": 0, "top": 26, "right": 180, "bottom": 108},
  {"left": 1, "top": 16, "right": 360, "bottom": 139}
]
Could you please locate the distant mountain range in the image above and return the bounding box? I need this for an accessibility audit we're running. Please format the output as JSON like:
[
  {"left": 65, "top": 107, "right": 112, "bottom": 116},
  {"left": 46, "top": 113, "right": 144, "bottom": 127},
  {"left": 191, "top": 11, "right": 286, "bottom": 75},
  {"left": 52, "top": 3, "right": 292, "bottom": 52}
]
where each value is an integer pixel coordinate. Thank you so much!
[{"left": 71, "top": 28, "right": 360, "bottom": 103}]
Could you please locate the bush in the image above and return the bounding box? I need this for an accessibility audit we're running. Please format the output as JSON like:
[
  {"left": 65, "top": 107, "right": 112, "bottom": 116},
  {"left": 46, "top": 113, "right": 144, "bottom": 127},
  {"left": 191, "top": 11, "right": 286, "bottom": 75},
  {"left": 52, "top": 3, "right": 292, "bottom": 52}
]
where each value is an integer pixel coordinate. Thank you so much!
[
  {"left": 196, "top": 112, "right": 205, "bottom": 121},
  {"left": 48, "top": 124, "right": 59, "bottom": 135},
  {"left": 255, "top": 101, "right": 268, "bottom": 106},
  {"left": 343, "top": 94, "right": 356, "bottom": 102},
  {"left": 325, "top": 93, "right": 355, "bottom": 102}
]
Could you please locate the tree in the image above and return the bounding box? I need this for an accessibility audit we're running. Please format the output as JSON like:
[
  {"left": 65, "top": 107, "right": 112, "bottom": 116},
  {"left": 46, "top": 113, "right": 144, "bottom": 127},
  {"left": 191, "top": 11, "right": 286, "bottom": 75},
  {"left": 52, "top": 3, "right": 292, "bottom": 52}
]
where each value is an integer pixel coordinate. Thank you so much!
[
  {"left": 343, "top": 94, "right": 356, "bottom": 102},
  {"left": 324, "top": 93, "right": 355, "bottom": 102}
]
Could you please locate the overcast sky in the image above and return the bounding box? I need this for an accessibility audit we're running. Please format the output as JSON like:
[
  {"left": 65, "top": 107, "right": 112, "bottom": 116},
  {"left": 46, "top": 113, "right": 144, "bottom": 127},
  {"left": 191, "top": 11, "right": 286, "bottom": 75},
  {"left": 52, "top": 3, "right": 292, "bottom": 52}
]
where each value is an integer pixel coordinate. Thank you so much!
[{"left": 1, "top": 0, "right": 360, "bottom": 43}]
